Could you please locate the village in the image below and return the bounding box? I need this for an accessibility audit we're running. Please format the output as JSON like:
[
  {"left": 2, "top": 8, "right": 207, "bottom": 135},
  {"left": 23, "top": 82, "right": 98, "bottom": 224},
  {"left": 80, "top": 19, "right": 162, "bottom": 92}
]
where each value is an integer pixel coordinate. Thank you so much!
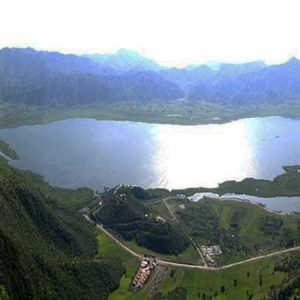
[
  {"left": 201, "top": 245, "right": 222, "bottom": 266},
  {"left": 131, "top": 255, "right": 157, "bottom": 290},
  {"left": 129, "top": 245, "right": 223, "bottom": 292}
]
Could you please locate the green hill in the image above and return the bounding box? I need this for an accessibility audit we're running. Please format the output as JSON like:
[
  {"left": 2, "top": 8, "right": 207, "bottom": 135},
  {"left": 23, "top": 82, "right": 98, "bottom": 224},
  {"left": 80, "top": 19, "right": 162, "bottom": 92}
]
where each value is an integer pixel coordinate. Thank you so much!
[
  {"left": 173, "top": 198, "right": 300, "bottom": 265},
  {"left": 94, "top": 185, "right": 190, "bottom": 255},
  {"left": 0, "top": 160, "right": 124, "bottom": 300}
]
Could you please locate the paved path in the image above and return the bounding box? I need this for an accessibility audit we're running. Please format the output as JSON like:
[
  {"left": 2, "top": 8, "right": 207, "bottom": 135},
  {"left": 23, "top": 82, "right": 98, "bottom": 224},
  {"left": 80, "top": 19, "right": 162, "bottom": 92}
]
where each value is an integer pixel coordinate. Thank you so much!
[{"left": 84, "top": 213, "right": 300, "bottom": 271}]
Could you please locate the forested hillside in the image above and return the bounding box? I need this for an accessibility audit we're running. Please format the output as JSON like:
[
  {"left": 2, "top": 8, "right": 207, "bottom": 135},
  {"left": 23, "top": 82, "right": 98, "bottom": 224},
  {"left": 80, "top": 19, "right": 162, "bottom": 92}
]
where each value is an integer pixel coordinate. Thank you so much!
[
  {"left": 0, "top": 159, "right": 124, "bottom": 300},
  {"left": 93, "top": 185, "right": 190, "bottom": 255}
]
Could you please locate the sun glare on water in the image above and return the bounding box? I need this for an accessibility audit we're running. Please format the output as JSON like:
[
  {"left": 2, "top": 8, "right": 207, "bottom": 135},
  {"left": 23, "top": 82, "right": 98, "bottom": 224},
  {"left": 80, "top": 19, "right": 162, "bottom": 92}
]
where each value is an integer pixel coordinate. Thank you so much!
[{"left": 152, "top": 121, "right": 256, "bottom": 189}]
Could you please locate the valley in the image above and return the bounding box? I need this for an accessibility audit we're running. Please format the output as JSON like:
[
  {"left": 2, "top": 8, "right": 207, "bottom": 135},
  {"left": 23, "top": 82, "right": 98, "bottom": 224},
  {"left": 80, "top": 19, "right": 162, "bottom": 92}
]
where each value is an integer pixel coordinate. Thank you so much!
[
  {"left": 94, "top": 201, "right": 300, "bottom": 300},
  {"left": 88, "top": 182, "right": 300, "bottom": 266},
  {"left": 2, "top": 1, "right": 300, "bottom": 299},
  {"left": 1, "top": 135, "right": 300, "bottom": 299},
  {"left": 2, "top": 100, "right": 300, "bottom": 130},
  {"left": 2, "top": 47, "right": 300, "bottom": 132},
  {"left": 2, "top": 48, "right": 300, "bottom": 300},
  {"left": 82, "top": 179, "right": 300, "bottom": 299}
]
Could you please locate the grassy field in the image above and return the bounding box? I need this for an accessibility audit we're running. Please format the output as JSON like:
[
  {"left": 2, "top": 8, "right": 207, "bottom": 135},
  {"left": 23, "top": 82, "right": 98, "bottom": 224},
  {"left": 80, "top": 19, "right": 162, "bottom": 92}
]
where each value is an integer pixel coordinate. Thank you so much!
[
  {"left": 123, "top": 239, "right": 202, "bottom": 265},
  {"left": 97, "top": 225, "right": 290, "bottom": 300},
  {"left": 158, "top": 256, "right": 286, "bottom": 300},
  {"left": 96, "top": 189, "right": 300, "bottom": 267},
  {"left": 147, "top": 200, "right": 176, "bottom": 223},
  {"left": 166, "top": 197, "right": 300, "bottom": 265},
  {"left": 96, "top": 230, "right": 142, "bottom": 300},
  {"left": 0, "top": 140, "right": 19, "bottom": 159},
  {"left": 2, "top": 100, "right": 300, "bottom": 129}
]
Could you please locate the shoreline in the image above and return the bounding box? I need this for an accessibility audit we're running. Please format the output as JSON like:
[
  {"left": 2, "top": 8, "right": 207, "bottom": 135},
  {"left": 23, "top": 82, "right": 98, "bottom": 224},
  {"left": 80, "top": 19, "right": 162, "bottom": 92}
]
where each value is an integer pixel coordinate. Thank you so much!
[{"left": 2, "top": 101, "right": 300, "bottom": 129}]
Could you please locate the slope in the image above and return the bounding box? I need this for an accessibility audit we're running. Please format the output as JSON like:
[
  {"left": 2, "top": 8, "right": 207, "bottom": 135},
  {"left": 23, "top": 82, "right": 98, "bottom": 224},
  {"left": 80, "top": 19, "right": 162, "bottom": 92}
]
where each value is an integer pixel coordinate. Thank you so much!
[
  {"left": 0, "top": 159, "right": 124, "bottom": 300},
  {"left": 93, "top": 185, "right": 190, "bottom": 255}
]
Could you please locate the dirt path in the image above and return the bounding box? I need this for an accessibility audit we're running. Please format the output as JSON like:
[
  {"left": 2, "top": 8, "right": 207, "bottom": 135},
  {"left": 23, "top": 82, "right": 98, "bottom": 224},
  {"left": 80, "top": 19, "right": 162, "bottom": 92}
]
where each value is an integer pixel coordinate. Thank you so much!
[{"left": 162, "top": 197, "right": 207, "bottom": 266}]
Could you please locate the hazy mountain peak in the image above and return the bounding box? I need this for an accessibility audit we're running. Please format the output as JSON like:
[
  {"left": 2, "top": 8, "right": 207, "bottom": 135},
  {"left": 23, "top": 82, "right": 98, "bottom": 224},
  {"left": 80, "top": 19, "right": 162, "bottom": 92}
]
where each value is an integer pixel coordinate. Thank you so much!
[
  {"left": 286, "top": 56, "right": 300, "bottom": 65},
  {"left": 86, "top": 48, "right": 162, "bottom": 72},
  {"left": 116, "top": 48, "right": 141, "bottom": 57}
]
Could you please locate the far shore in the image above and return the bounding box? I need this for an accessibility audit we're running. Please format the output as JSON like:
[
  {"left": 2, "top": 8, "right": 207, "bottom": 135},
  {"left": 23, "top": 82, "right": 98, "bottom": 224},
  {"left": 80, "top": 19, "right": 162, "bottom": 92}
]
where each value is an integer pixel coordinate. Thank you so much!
[{"left": 2, "top": 101, "right": 300, "bottom": 129}]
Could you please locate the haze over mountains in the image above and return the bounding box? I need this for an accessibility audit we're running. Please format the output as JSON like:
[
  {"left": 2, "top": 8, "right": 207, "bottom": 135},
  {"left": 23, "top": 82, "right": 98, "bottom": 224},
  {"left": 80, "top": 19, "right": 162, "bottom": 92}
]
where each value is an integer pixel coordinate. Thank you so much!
[
  {"left": 1, "top": 47, "right": 300, "bottom": 106},
  {"left": 86, "top": 48, "right": 162, "bottom": 72}
]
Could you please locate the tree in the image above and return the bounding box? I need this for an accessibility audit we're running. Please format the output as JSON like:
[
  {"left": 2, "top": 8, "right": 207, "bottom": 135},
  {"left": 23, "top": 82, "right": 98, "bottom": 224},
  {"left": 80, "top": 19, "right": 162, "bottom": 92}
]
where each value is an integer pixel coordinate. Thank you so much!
[{"left": 259, "top": 274, "right": 263, "bottom": 286}]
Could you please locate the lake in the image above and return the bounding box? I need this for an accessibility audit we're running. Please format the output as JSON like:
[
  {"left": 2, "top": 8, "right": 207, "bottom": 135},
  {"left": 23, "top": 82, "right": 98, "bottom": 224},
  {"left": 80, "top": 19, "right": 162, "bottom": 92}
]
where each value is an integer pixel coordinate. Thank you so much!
[
  {"left": 188, "top": 192, "right": 300, "bottom": 214},
  {"left": 1, "top": 116, "right": 300, "bottom": 190}
]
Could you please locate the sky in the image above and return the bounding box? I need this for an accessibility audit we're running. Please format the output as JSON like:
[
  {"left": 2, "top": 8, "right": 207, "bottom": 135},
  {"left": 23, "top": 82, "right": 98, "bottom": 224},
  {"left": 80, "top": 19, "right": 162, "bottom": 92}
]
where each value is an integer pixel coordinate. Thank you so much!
[{"left": 1, "top": 0, "right": 300, "bottom": 67}]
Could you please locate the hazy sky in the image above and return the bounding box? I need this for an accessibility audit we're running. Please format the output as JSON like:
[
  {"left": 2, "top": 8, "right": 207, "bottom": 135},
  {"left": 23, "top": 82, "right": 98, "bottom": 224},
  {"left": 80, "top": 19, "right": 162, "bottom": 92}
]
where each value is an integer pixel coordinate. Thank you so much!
[{"left": 1, "top": 0, "right": 300, "bottom": 66}]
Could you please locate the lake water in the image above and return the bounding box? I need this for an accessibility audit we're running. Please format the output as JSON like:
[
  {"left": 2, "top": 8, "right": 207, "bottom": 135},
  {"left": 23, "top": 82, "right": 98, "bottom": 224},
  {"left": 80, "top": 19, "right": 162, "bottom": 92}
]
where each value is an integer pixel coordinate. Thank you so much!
[
  {"left": 1, "top": 116, "right": 300, "bottom": 190},
  {"left": 188, "top": 192, "right": 300, "bottom": 214}
]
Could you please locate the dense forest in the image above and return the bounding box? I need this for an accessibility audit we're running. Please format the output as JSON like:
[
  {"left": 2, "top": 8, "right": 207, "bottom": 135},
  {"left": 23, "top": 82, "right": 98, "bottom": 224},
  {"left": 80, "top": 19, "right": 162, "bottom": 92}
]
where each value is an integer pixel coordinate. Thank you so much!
[
  {"left": 93, "top": 185, "right": 190, "bottom": 255},
  {"left": 0, "top": 159, "right": 124, "bottom": 300}
]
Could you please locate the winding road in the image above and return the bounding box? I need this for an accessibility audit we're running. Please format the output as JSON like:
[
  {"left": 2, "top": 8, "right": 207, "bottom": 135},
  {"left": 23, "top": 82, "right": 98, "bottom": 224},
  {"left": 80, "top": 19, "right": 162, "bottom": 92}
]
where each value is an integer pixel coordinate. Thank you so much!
[{"left": 83, "top": 214, "right": 300, "bottom": 271}]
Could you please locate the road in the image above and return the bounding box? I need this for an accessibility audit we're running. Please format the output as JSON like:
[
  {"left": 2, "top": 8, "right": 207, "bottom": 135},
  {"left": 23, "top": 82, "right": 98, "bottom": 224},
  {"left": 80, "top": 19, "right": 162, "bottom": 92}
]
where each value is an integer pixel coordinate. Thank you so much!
[
  {"left": 162, "top": 197, "right": 207, "bottom": 266},
  {"left": 83, "top": 214, "right": 143, "bottom": 260},
  {"left": 83, "top": 214, "right": 300, "bottom": 271}
]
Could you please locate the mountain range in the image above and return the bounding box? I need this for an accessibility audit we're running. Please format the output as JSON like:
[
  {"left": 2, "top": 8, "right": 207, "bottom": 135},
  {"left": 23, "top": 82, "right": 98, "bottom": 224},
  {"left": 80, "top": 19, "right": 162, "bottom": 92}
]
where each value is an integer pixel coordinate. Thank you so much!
[
  {"left": 1, "top": 47, "right": 300, "bottom": 106},
  {"left": 86, "top": 48, "right": 162, "bottom": 72}
]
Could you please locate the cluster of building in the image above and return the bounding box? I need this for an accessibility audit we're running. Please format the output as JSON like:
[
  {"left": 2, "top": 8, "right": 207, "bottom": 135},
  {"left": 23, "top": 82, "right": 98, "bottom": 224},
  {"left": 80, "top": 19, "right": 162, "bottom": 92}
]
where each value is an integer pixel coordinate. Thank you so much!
[
  {"left": 131, "top": 255, "right": 157, "bottom": 290},
  {"left": 201, "top": 245, "right": 222, "bottom": 266}
]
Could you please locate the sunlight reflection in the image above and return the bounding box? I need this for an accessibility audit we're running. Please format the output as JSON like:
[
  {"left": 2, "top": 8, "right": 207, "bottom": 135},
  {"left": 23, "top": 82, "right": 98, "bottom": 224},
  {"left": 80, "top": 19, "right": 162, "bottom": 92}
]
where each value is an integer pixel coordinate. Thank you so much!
[{"left": 152, "top": 122, "right": 256, "bottom": 189}]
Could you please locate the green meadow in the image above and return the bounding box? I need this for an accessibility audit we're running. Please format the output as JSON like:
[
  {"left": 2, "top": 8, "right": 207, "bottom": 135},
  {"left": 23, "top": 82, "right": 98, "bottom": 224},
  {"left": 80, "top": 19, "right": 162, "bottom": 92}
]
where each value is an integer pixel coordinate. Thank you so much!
[{"left": 97, "top": 227, "right": 289, "bottom": 300}]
